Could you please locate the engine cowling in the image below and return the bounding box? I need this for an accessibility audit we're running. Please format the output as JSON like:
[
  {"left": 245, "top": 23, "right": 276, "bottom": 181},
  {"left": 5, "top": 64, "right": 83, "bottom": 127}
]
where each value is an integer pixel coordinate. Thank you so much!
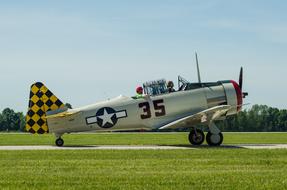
[{"left": 221, "top": 80, "right": 243, "bottom": 116}]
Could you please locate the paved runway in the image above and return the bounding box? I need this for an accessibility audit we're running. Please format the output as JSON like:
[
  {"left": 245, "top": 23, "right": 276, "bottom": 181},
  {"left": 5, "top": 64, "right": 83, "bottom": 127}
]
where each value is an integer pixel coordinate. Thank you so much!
[{"left": 0, "top": 144, "right": 287, "bottom": 150}]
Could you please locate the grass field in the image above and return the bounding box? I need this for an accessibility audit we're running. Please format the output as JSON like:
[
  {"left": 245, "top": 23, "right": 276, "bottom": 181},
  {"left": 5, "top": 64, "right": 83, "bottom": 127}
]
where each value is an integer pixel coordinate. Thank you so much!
[
  {"left": 0, "top": 132, "right": 286, "bottom": 146},
  {"left": 0, "top": 132, "right": 287, "bottom": 190},
  {"left": 0, "top": 149, "right": 287, "bottom": 190}
]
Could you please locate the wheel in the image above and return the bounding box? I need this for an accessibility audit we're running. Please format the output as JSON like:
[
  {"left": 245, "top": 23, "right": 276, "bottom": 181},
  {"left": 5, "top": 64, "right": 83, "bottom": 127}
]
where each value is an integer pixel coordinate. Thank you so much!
[
  {"left": 206, "top": 132, "right": 223, "bottom": 146},
  {"left": 55, "top": 138, "right": 64, "bottom": 147},
  {"left": 188, "top": 129, "right": 205, "bottom": 145}
]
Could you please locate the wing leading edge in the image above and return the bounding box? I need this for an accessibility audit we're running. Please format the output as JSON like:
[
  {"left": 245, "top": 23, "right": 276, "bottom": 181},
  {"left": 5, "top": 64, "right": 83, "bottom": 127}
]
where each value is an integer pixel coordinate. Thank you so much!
[{"left": 159, "top": 105, "right": 232, "bottom": 130}]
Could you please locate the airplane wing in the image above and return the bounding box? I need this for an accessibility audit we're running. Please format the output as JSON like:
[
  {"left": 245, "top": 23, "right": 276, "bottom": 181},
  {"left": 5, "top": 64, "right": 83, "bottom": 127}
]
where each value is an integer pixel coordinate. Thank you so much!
[{"left": 159, "top": 105, "right": 232, "bottom": 130}]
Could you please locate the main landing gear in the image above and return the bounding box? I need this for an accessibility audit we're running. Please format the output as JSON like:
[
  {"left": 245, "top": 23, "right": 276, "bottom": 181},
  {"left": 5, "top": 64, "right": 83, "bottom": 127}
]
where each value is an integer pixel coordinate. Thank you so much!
[
  {"left": 55, "top": 134, "right": 64, "bottom": 147},
  {"left": 188, "top": 122, "right": 223, "bottom": 146},
  {"left": 206, "top": 122, "right": 223, "bottom": 146},
  {"left": 189, "top": 128, "right": 205, "bottom": 145}
]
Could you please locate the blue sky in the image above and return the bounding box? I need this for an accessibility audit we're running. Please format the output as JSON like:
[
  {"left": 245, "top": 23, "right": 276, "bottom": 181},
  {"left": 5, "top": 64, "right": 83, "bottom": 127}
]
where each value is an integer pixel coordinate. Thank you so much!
[{"left": 0, "top": 0, "right": 287, "bottom": 112}]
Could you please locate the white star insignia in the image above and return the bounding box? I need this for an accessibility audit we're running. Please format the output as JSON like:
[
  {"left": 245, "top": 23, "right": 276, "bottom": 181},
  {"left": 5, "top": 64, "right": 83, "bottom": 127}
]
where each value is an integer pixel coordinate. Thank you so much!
[{"left": 98, "top": 108, "right": 115, "bottom": 126}]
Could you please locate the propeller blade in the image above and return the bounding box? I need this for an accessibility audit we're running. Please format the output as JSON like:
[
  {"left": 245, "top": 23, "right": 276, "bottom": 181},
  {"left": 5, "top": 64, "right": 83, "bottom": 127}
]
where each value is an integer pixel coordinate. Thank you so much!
[
  {"left": 239, "top": 67, "right": 243, "bottom": 90},
  {"left": 239, "top": 67, "right": 248, "bottom": 98},
  {"left": 195, "top": 52, "right": 202, "bottom": 84}
]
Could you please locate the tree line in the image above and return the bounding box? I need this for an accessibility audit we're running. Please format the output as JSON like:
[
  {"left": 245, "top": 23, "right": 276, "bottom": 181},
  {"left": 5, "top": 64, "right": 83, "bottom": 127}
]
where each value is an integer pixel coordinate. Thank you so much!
[
  {"left": 217, "top": 105, "right": 287, "bottom": 132},
  {"left": 0, "top": 105, "right": 286, "bottom": 132}
]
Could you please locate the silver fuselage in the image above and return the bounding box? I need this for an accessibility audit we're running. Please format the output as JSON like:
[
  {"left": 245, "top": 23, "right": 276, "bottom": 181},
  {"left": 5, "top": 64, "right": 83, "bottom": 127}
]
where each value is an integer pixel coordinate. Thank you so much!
[{"left": 47, "top": 81, "right": 240, "bottom": 135}]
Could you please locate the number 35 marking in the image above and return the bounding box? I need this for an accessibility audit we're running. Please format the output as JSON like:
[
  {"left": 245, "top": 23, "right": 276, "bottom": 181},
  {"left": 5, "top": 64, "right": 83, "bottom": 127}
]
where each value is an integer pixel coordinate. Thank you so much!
[{"left": 139, "top": 99, "right": 166, "bottom": 119}]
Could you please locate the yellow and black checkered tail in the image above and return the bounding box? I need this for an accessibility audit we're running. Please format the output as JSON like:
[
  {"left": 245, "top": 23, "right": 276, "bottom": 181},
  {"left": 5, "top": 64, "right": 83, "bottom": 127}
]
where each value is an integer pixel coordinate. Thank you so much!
[{"left": 26, "top": 82, "right": 65, "bottom": 134}]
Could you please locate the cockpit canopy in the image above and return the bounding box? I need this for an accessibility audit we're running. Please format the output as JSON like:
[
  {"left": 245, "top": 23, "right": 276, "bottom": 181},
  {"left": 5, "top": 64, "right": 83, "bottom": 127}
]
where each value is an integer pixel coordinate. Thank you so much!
[
  {"left": 142, "top": 76, "right": 222, "bottom": 97},
  {"left": 143, "top": 79, "right": 168, "bottom": 96}
]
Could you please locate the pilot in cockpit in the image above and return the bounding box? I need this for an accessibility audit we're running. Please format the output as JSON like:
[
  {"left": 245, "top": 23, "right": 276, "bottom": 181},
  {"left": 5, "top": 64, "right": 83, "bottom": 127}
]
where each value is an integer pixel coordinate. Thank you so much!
[{"left": 167, "top": 81, "right": 175, "bottom": 93}]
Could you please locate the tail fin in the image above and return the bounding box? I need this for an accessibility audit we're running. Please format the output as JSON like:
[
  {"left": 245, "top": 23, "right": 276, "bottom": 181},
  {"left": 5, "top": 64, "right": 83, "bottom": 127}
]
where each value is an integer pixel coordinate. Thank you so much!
[{"left": 25, "top": 82, "right": 65, "bottom": 134}]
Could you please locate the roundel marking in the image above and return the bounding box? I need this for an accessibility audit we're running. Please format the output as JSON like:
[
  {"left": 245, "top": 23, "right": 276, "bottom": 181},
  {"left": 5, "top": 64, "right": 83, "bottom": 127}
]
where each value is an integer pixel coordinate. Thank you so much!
[
  {"left": 86, "top": 107, "right": 128, "bottom": 129},
  {"left": 96, "top": 107, "right": 118, "bottom": 128}
]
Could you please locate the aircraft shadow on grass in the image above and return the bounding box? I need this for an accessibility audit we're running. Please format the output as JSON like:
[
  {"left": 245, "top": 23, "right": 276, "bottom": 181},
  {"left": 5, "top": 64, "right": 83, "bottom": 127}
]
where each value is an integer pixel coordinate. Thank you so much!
[
  {"left": 58, "top": 144, "right": 251, "bottom": 149},
  {"left": 56, "top": 145, "right": 242, "bottom": 148},
  {"left": 160, "top": 144, "right": 245, "bottom": 149},
  {"left": 162, "top": 144, "right": 281, "bottom": 149},
  {"left": 52, "top": 144, "right": 282, "bottom": 149}
]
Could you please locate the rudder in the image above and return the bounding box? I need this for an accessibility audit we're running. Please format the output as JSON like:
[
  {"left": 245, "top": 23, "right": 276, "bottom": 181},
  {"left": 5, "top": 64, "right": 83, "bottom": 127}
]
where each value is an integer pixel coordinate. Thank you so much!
[{"left": 26, "top": 82, "right": 65, "bottom": 134}]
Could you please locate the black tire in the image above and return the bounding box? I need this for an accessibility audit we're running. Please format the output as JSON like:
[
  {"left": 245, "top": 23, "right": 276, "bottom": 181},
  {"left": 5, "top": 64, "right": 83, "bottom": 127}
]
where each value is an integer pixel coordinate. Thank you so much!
[
  {"left": 188, "top": 129, "right": 205, "bottom": 145},
  {"left": 55, "top": 138, "right": 64, "bottom": 147},
  {"left": 206, "top": 132, "right": 223, "bottom": 146}
]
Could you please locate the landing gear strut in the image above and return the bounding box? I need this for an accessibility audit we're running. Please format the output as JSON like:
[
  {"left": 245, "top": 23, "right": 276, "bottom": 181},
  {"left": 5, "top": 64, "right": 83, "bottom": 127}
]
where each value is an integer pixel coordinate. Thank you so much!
[
  {"left": 188, "top": 128, "right": 205, "bottom": 145},
  {"left": 206, "top": 122, "right": 223, "bottom": 146}
]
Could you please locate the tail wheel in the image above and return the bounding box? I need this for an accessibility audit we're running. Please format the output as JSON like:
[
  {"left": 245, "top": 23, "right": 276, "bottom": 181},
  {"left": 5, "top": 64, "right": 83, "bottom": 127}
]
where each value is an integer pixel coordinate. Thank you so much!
[
  {"left": 206, "top": 132, "right": 223, "bottom": 146},
  {"left": 188, "top": 129, "right": 205, "bottom": 145},
  {"left": 55, "top": 138, "right": 64, "bottom": 147}
]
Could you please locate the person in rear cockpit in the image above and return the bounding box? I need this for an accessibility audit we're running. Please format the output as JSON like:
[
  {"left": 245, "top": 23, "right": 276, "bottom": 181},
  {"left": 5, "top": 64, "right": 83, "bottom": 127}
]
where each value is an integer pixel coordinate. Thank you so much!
[{"left": 167, "top": 81, "right": 175, "bottom": 93}]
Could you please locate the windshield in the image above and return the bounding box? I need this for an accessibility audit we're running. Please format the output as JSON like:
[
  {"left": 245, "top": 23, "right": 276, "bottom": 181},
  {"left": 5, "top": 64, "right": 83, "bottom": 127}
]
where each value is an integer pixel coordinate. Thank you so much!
[{"left": 143, "top": 79, "right": 168, "bottom": 96}]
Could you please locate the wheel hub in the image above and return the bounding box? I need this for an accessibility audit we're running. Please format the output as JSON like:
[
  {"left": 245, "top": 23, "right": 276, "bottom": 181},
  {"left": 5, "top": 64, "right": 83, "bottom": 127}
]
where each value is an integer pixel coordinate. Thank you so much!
[
  {"left": 188, "top": 129, "right": 205, "bottom": 146},
  {"left": 210, "top": 134, "right": 220, "bottom": 144},
  {"left": 193, "top": 135, "right": 203, "bottom": 143}
]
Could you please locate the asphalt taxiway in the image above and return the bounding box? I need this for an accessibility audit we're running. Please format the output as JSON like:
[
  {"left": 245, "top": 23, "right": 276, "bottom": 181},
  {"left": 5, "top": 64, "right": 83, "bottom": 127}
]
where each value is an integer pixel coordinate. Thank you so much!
[{"left": 0, "top": 144, "right": 287, "bottom": 150}]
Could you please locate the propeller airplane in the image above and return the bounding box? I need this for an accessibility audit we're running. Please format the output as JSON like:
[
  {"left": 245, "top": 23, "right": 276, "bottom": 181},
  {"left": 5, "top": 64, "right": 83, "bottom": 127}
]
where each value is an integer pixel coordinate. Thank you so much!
[{"left": 25, "top": 53, "right": 248, "bottom": 147}]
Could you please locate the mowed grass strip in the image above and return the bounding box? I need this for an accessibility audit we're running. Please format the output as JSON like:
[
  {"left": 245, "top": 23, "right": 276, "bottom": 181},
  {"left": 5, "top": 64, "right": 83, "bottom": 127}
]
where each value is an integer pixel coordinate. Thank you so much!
[
  {"left": 0, "top": 132, "right": 287, "bottom": 146},
  {"left": 0, "top": 149, "right": 287, "bottom": 190}
]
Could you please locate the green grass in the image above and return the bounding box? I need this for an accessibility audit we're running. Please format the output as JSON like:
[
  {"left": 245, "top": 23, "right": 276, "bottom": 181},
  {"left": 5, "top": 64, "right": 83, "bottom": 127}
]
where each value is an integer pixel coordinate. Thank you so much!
[
  {"left": 0, "top": 133, "right": 287, "bottom": 189},
  {"left": 0, "top": 149, "right": 287, "bottom": 190},
  {"left": 0, "top": 132, "right": 286, "bottom": 146}
]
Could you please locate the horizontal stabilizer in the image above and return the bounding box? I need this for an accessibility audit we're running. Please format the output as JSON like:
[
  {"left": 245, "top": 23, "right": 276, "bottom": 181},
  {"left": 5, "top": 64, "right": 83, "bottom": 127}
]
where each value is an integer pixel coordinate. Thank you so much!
[{"left": 45, "top": 111, "right": 80, "bottom": 119}]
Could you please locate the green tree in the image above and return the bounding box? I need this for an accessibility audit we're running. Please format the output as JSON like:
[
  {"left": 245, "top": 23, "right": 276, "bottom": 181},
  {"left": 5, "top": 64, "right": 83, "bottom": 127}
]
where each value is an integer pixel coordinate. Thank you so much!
[
  {"left": 0, "top": 108, "right": 24, "bottom": 132},
  {"left": 0, "top": 113, "right": 4, "bottom": 131},
  {"left": 217, "top": 105, "right": 287, "bottom": 132},
  {"left": 65, "top": 103, "right": 73, "bottom": 109}
]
